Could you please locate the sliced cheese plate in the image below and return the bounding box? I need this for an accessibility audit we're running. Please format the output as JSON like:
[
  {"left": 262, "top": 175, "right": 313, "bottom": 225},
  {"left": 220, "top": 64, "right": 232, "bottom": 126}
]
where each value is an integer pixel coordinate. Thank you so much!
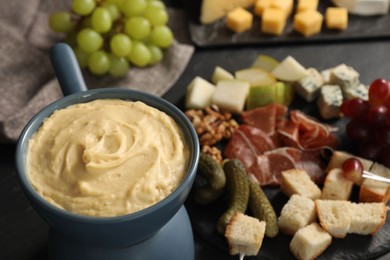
[{"left": 186, "top": 0, "right": 390, "bottom": 47}]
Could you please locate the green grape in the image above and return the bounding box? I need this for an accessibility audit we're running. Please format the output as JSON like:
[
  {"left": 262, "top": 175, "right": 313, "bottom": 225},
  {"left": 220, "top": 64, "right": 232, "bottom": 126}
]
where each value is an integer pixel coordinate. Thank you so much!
[
  {"left": 147, "top": 44, "right": 163, "bottom": 64},
  {"left": 49, "top": 12, "right": 74, "bottom": 32},
  {"left": 72, "top": 0, "right": 96, "bottom": 16},
  {"left": 101, "top": 2, "right": 120, "bottom": 21},
  {"left": 110, "top": 33, "right": 132, "bottom": 57},
  {"left": 77, "top": 28, "right": 103, "bottom": 53},
  {"left": 143, "top": 6, "right": 168, "bottom": 26},
  {"left": 150, "top": 25, "right": 173, "bottom": 48},
  {"left": 91, "top": 7, "right": 112, "bottom": 33},
  {"left": 109, "top": 55, "right": 130, "bottom": 77},
  {"left": 88, "top": 50, "right": 110, "bottom": 75},
  {"left": 74, "top": 47, "right": 90, "bottom": 68},
  {"left": 121, "top": 0, "right": 147, "bottom": 17},
  {"left": 125, "top": 17, "right": 151, "bottom": 40},
  {"left": 146, "top": 0, "right": 166, "bottom": 9},
  {"left": 127, "top": 41, "right": 151, "bottom": 67}
]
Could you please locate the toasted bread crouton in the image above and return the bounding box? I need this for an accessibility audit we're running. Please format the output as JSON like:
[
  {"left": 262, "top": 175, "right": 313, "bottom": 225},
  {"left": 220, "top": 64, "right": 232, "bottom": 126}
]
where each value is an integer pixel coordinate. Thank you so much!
[
  {"left": 280, "top": 169, "right": 321, "bottom": 200},
  {"left": 349, "top": 202, "right": 389, "bottom": 235},
  {"left": 278, "top": 194, "right": 317, "bottom": 235},
  {"left": 290, "top": 222, "right": 332, "bottom": 260},
  {"left": 315, "top": 200, "right": 352, "bottom": 238},
  {"left": 321, "top": 168, "right": 353, "bottom": 200},
  {"left": 225, "top": 212, "right": 266, "bottom": 256}
]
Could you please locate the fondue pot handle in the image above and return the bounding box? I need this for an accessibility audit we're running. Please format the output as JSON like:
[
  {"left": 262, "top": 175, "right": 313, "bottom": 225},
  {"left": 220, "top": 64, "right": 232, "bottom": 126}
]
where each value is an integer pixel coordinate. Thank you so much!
[{"left": 50, "top": 43, "right": 88, "bottom": 96}]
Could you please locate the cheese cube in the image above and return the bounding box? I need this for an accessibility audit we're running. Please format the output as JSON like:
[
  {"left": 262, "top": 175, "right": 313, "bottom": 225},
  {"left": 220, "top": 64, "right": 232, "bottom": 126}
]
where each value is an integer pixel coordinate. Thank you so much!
[
  {"left": 226, "top": 7, "right": 253, "bottom": 33},
  {"left": 320, "top": 68, "right": 335, "bottom": 84},
  {"left": 297, "top": 0, "right": 319, "bottom": 12},
  {"left": 212, "top": 79, "right": 250, "bottom": 113},
  {"left": 185, "top": 76, "right": 216, "bottom": 109},
  {"left": 326, "top": 7, "right": 348, "bottom": 30},
  {"left": 330, "top": 64, "right": 360, "bottom": 91},
  {"left": 261, "top": 8, "right": 287, "bottom": 35},
  {"left": 294, "top": 67, "right": 324, "bottom": 102},
  {"left": 321, "top": 168, "right": 353, "bottom": 200},
  {"left": 293, "top": 10, "right": 323, "bottom": 37},
  {"left": 317, "top": 84, "right": 343, "bottom": 120},
  {"left": 343, "top": 83, "right": 368, "bottom": 100},
  {"left": 254, "top": 0, "right": 272, "bottom": 16},
  {"left": 200, "top": 0, "right": 256, "bottom": 24},
  {"left": 271, "top": 0, "right": 294, "bottom": 18}
]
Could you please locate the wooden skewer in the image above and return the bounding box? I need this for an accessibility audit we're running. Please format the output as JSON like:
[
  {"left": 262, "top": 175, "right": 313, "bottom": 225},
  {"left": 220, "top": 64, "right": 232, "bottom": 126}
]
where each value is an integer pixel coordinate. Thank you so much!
[{"left": 362, "top": 170, "right": 390, "bottom": 184}]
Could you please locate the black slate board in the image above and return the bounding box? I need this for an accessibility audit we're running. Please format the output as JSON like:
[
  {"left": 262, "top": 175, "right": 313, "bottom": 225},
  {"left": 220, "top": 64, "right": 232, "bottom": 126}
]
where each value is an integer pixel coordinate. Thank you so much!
[{"left": 187, "top": 0, "right": 390, "bottom": 47}]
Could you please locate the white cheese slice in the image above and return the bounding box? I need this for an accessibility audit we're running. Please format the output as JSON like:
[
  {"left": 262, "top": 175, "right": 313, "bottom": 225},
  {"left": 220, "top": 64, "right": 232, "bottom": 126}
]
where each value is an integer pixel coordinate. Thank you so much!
[{"left": 332, "top": 0, "right": 389, "bottom": 16}]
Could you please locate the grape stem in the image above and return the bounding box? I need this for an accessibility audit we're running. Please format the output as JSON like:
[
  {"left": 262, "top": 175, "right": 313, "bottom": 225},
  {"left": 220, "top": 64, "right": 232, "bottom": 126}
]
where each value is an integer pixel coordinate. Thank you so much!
[{"left": 362, "top": 171, "right": 390, "bottom": 183}]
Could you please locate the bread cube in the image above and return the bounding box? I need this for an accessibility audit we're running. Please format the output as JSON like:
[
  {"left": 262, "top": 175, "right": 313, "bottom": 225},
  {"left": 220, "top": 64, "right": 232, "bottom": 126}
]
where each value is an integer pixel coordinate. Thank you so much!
[
  {"left": 261, "top": 8, "right": 287, "bottom": 35},
  {"left": 315, "top": 200, "right": 352, "bottom": 238},
  {"left": 293, "top": 10, "right": 323, "bottom": 37},
  {"left": 212, "top": 79, "right": 250, "bottom": 113},
  {"left": 271, "top": 0, "right": 293, "bottom": 18},
  {"left": 325, "top": 7, "right": 348, "bottom": 30},
  {"left": 225, "top": 212, "right": 266, "bottom": 256},
  {"left": 297, "top": 0, "right": 319, "bottom": 12},
  {"left": 280, "top": 169, "right": 322, "bottom": 200},
  {"left": 278, "top": 194, "right": 317, "bottom": 235},
  {"left": 185, "top": 76, "right": 216, "bottom": 109},
  {"left": 349, "top": 202, "right": 388, "bottom": 235},
  {"left": 321, "top": 168, "right": 353, "bottom": 200},
  {"left": 290, "top": 223, "right": 332, "bottom": 260},
  {"left": 254, "top": 0, "right": 272, "bottom": 16},
  {"left": 226, "top": 7, "right": 253, "bottom": 33}
]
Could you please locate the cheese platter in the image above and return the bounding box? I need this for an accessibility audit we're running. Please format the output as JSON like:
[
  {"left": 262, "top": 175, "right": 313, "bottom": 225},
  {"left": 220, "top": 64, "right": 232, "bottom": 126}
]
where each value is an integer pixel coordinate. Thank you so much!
[
  {"left": 175, "top": 47, "right": 390, "bottom": 259},
  {"left": 186, "top": 0, "right": 390, "bottom": 47}
]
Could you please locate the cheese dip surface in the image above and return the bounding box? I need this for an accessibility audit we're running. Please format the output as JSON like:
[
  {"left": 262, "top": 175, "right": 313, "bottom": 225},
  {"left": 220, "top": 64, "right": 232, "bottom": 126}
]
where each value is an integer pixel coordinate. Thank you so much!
[{"left": 27, "top": 99, "right": 190, "bottom": 217}]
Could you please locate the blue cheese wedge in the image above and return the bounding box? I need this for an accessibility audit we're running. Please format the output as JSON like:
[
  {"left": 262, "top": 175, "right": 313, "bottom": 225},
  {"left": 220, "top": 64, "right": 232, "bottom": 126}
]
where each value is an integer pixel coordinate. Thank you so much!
[
  {"left": 317, "top": 84, "right": 343, "bottom": 120},
  {"left": 343, "top": 83, "right": 369, "bottom": 100},
  {"left": 330, "top": 64, "right": 360, "bottom": 92},
  {"left": 294, "top": 68, "right": 324, "bottom": 102}
]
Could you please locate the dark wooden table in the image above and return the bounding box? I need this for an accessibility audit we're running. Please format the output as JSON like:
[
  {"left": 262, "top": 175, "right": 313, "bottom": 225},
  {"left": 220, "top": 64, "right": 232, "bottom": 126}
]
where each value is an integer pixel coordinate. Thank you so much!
[{"left": 3, "top": 1, "right": 390, "bottom": 259}]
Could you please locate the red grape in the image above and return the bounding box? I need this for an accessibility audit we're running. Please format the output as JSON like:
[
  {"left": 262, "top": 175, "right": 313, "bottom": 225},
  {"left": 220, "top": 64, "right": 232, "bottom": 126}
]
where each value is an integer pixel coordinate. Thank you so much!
[
  {"left": 358, "top": 140, "right": 382, "bottom": 161},
  {"left": 346, "top": 119, "right": 372, "bottom": 141},
  {"left": 342, "top": 98, "right": 370, "bottom": 119},
  {"left": 374, "top": 125, "right": 390, "bottom": 147},
  {"left": 342, "top": 157, "right": 363, "bottom": 185},
  {"left": 368, "top": 78, "right": 390, "bottom": 106},
  {"left": 367, "top": 105, "right": 388, "bottom": 125}
]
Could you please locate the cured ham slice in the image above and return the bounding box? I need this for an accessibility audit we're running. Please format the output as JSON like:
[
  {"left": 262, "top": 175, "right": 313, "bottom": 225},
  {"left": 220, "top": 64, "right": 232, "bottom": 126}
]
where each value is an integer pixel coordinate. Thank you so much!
[
  {"left": 241, "top": 103, "right": 287, "bottom": 135},
  {"left": 231, "top": 147, "right": 324, "bottom": 186},
  {"left": 278, "top": 111, "right": 339, "bottom": 150}
]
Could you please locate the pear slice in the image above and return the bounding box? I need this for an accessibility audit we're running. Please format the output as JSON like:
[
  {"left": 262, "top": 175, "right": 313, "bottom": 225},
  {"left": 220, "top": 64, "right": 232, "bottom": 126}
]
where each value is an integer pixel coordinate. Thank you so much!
[
  {"left": 274, "top": 82, "right": 285, "bottom": 105},
  {"left": 212, "top": 79, "right": 250, "bottom": 113},
  {"left": 246, "top": 83, "right": 276, "bottom": 109},
  {"left": 284, "top": 82, "right": 295, "bottom": 106},
  {"left": 251, "top": 54, "right": 280, "bottom": 72},
  {"left": 185, "top": 76, "right": 216, "bottom": 109},
  {"left": 271, "top": 56, "right": 310, "bottom": 82},
  {"left": 235, "top": 67, "right": 276, "bottom": 87},
  {"left": 211, "top": 66, "right": 234, "bottom": 84}
]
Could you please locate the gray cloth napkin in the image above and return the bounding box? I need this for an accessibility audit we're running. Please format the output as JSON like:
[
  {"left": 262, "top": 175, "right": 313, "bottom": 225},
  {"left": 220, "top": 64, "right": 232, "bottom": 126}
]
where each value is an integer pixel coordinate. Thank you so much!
[{"left": 0, "top": 0, "right": 194, "bottom": 143}]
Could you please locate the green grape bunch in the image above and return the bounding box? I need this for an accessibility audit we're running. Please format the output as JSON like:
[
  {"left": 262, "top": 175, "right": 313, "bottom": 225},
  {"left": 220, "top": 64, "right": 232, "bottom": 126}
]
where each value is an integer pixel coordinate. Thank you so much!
[{"left": 49, "top": 0, "right": 173, "bottom": 77}]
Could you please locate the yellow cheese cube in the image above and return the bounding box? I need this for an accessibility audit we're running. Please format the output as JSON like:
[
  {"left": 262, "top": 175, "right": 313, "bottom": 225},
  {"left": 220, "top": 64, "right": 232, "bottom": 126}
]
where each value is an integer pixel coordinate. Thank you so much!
[
  {"left": 297, "top": 0, "right": 319, "bottom": 12},
  {"left": 254, "top": 0, "right": 272, "bottom": 16},
  {"left": 226, "top": 7, "right": 253, "bottom": 33},
  {"left": 325, "top": 7, "right": 348, "bottom": 30},
  {"left": 261, "top": 8, "right": 286, "bottom": 35},
  {"left": 270, "top": 0, "right": 293, "bottom": 18},
  {"left": 293, "top": 10, "right": 323, "bottom": 37}
]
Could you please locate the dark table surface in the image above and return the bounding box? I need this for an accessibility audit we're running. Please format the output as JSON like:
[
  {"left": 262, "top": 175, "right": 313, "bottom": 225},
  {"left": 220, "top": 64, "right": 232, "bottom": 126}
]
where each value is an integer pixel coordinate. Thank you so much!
[{"left": 3, "top": 1, "right": 390, "bottom": 259}]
